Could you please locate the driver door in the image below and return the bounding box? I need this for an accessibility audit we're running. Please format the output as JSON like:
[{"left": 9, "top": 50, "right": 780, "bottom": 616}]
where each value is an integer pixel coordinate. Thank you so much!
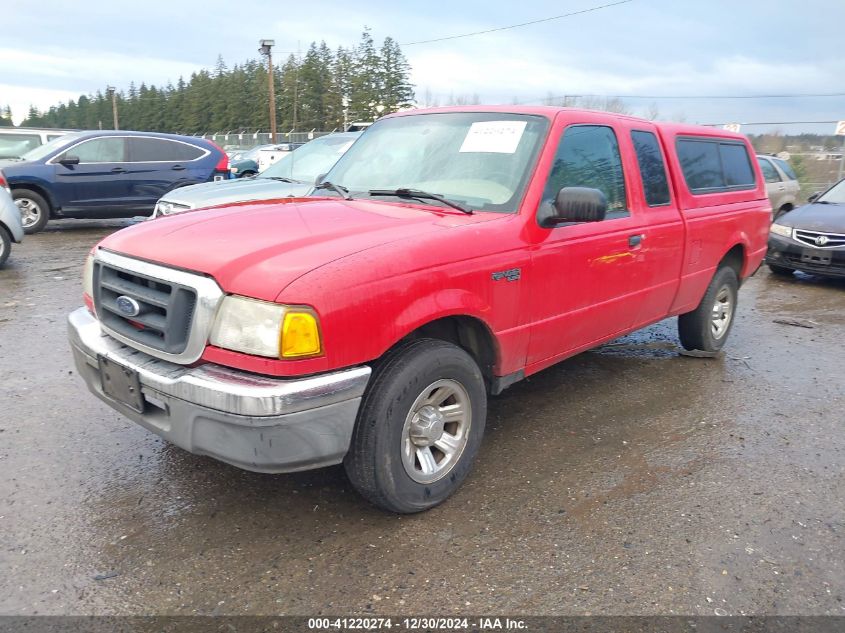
[
  {"left": 53, "top": 137, "right": 130, "bottom": 213},
  {"left": 525, "top": 121, "right": 650, "bottom": 369}
]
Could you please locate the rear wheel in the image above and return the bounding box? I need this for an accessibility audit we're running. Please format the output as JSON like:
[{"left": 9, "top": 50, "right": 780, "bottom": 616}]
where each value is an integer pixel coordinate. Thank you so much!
[
  {"left": 768, "top": 263, "right": 794, "bottom": 276},
  {"left": 344, "top": 338, "right": 487, "bottom": 513},
  {"left": 239, "top": 170, "right": 256, "bottom": 178},
  {"left": 12, "top": 189, "right": 50, "bottom": 234},
  {"left": 0, "top": 226, "right": 10, "bottom": 267},
  {"left": 678, "top": 266, "right": 739, "bottom": 352}
]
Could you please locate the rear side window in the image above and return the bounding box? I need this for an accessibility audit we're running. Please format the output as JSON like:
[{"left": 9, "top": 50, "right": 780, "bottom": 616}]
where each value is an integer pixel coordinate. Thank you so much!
[
  {"left": 677, "top": 138, "right": 756, "bottom": 193},
  {"left": 758, "top": 158, "right": 781, "bottom": 183},
  {"left": 128, "top": 138, "right": 205, "bottom": 162},
  {"left": 542, "top": 125, "right": 628, "bottom": 216},
  {"left": 773, "top": 158, "right": 797, "bottom": 181},
  {"left": 631, "top": 130, "right": 671, "bottom": 206}
]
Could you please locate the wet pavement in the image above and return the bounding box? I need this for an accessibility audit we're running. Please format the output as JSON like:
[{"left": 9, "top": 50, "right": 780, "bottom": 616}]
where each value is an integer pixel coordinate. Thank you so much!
[{"left": 1, "top": 220, "right": 843, "bottom": 616}]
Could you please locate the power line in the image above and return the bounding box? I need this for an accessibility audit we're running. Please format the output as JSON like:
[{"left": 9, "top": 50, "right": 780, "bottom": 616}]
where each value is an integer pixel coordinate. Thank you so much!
[
  {"left": 518, "top": 92, "right": 845, "bottom": 104},
  {"left": 403, "top": 0, "right": 634, "bottom": 46}
]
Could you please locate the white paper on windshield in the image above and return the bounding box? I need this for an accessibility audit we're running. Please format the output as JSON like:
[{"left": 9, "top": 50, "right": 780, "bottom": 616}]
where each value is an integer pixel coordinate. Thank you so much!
[{"left": 459, "top": 121, "right": 527, "bottom": 154}]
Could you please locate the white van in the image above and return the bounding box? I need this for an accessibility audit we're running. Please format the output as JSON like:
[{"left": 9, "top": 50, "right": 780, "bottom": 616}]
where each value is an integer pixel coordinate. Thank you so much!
[{"left": 0, "top": 128, "right": 73, "bottom": 160}]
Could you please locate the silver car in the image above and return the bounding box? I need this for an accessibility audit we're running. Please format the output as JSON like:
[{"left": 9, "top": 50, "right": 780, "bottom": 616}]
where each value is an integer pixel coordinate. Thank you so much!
[
  {"left": 152, "top": 132, "right": 361, "bottom": 218},
  {"left": 0, "top": 186, "right": 24, "bottom": 266},
  {"left": 757, "top": 155, "right": 800, "bottom": 220}
]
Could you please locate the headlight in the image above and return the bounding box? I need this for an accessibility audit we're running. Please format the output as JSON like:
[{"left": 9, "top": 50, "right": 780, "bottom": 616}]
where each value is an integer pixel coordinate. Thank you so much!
[
  {"left": 770, "top": 223, "right": 792, "bottom": 238},
  {"left": 209, "top": 295, "right": 322, "bottom": 359},
  {"left": 83, "top": 252, "right": 95, "bottom": 298}
]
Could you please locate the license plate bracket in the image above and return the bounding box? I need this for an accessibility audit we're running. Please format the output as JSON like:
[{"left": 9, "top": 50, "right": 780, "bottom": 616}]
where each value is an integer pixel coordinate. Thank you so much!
[
  {"left": 801, "top": 248, "right": 831, "bottom": 266},
  {"left": 98, "top": 355, "right": 145, "bottom": 413}
]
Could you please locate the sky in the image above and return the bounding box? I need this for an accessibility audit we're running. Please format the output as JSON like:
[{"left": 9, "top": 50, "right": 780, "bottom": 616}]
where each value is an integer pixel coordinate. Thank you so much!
[{"left": 2, "top": 0, "right": 844, "bottom": 134}]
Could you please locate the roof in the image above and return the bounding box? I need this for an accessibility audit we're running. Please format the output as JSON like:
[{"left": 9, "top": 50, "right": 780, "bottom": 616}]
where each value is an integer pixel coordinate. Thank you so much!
[{"left": 382, "top": 105, "right": 747, "bottom": 142}]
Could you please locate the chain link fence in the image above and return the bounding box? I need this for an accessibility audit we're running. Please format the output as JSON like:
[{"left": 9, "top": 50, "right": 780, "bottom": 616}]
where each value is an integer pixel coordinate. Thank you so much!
[{"left": 195, "top": 129, "right": 338, "bottom": 152}]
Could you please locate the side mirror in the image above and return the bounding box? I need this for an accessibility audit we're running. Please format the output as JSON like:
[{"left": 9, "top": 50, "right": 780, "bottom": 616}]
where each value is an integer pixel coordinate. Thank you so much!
[
  {"left": 59, "top": 155, "right": 80, "bottom": 166},
  {"left": 808, "top": 192, "right": 821, "bottom": 203},
  {"left": 538, "top": 187, "right": 607, "bottom": 228},
  {"left": 314, "top": 173, "right": 327, "bottom": 186}
]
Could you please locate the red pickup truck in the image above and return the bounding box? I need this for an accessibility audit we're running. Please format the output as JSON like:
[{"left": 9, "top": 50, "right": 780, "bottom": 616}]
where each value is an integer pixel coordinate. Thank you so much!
[{"left": 68, "top": 107, "right": 770, "bottom": 513}]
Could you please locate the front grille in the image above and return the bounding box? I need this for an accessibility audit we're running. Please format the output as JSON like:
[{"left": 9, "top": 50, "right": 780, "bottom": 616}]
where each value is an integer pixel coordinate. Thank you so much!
[
  {"left": 793, "top": 229, "right": 845, "bottom": 249},
  {"left": 94, "top": 262, "right": 197, "bottom": 355}
]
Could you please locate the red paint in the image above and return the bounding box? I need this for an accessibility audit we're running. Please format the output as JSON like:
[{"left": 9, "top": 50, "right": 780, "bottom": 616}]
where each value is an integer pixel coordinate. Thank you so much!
[{"left": 92, "top": 107, "right": 769, "bottom": 380}]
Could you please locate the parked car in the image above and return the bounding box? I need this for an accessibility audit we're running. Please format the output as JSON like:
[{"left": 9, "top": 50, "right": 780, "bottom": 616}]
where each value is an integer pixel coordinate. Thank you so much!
[
  {"left": 0, "top": 131, "right": 229, "bottom": 234},
  {"left": 0, "top": 127, "right": 72, "bottom": 160},
  {"left": 766, "top": 178, "right": 845, "bottom": 277},
  {"left": 255, "top": 142, "right": 304, "bottom": 172},
  {"left": 68, "top": 107, "right": 769, "bottom": 513},
  {"left": 757, "top": 154, "right": 800, "bottom": 220},
  {"left": 151, "top": 132, "right": 360, "bottom": 217},
  {"left": 228, "top": 144, "right": 270, "bottom": 178},
  {"left": 0, "top": 185, "right": 24, "bottom": 266}
]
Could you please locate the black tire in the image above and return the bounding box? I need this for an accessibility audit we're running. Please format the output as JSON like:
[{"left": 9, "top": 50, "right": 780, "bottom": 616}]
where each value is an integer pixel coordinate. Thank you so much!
[
  {"left": 768, "top": 263, "right": 794, "bottom": 276},
  {"left": 12, "top": 188, "right": 50, "bottom": 234},
  {"left": 773, "top": 206, "right": 791, "bottom": 221},
  {"left": 344, "top": 338, "right": 487, "bottom": 514},
  {"left": 0, "top": 226, "right": 10, "bottom": 267},
  {"left": 678, "top": 266, "right": 739, "bottom": 352},
  {"left": 240, "top": 171, "right": 256, "bottom": 178}
]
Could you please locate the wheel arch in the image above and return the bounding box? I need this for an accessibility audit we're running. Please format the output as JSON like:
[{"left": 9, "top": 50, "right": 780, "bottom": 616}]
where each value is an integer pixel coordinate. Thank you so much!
[
  {"left": 11, "top": 182, "right": 56, "bottom": 215},
  {"left": 387, "top": 314, "right": 500, "bottom": 391}
]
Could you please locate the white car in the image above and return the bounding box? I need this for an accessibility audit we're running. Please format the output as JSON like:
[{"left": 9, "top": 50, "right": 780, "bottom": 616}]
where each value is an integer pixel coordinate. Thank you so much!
[{"left": 0, "top": 185, "right": 24, "bottom": 266}]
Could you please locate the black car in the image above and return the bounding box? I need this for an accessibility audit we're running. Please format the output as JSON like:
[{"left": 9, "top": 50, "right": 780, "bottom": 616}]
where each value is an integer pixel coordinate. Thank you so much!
[{"left": 766, "top": 179, "right": 845, "bottom": 277}]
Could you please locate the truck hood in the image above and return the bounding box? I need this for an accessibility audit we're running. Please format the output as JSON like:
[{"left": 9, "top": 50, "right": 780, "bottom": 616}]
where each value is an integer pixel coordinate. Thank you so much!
[
  {"left": 161, "top": 177, "right": 312, "bottom": 209},
  {"left": 99, "top": 197, "right": 495, "bottom": 301},
  {"left": 778, "top": 202, "right": 845, "bottom": 232}
]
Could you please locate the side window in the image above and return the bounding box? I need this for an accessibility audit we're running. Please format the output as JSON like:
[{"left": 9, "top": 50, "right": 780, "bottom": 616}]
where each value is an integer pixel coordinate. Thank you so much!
[
  {"left": 758, "top": 158, "right": 781, "bottom": 183},
  {"left": 677, "top": 140, "right": 724, "bottom": 190},
  {"left": 720, "top": 144, "right": 754, "bottom": 187},
  {"left": 773, "top": 158, "right": 797, "bottom": 181},
  {"left": 677, "top": 138, "right": 756, "bottom": 193},
  {"left": 66, "top": 138, "right": 126, "bottom": 163},
  {"left": 542, "top": 125, "right": 627, "bottom": 217},
  {"left": 631, "top": 130, "right": 671, "bottom": 206},
  {"left": 128, "top": 138, "right": 205, "bottom": 162}
]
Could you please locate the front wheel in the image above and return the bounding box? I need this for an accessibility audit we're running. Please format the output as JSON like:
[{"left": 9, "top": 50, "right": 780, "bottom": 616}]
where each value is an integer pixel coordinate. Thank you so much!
[
  {"left": 344, "top": 338, "right": 487, "bottom": 513},
  {"left": 678, "top": 266, "right": 739, "bottom": 352},
  {"left": 12, "top": 189, "right": 50, "bottom": 234}
]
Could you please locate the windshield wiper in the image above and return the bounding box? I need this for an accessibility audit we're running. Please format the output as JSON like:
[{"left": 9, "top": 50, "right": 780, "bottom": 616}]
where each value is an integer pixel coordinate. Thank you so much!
[
  {"left": 368, "top": 188, "right": 472, "bottom": 214},
  {"left": 264, "top": 176, "right": 303, "bottom": 183},
  {"left": 314, "top": 180, "right": 353, "bottom": 200}
]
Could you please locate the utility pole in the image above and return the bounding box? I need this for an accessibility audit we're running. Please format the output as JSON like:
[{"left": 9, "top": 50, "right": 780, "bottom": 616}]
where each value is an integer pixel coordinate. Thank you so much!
[
  {"left": 258, "top": 39, "right": 277, "bottom": 143},
  {"left": 106, "top": 86, "right": 119, "bottom": 130}
]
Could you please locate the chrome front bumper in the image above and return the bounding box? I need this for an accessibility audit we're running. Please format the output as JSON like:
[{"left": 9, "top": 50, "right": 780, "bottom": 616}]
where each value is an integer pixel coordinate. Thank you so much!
[{"left": 68, "top": 307, "right": 371, "bottom": 473}]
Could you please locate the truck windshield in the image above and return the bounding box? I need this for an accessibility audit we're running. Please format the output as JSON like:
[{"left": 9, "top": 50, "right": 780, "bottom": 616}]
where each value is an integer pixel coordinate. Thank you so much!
[{"left": 321, "top": 112, "right": 549, "bottom": 213}]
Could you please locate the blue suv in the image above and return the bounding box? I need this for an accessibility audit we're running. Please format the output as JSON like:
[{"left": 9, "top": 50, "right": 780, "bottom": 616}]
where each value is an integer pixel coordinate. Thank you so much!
[{"left": 0, "top": 131, "right": 229, "bottom": 233}]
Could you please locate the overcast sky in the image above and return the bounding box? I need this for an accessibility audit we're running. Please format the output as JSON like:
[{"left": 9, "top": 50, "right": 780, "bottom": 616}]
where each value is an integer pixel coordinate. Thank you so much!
[{"left": 3, "top": 0, "right": 844, "bottom": 134}]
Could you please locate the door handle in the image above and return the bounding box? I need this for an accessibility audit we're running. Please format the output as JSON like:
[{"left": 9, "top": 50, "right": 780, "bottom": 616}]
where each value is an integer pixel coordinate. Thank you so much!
[
  {"left": 171, "top": 165, "right": 186, "bottom": 171},
  {"left": 110, "top": 167, "right": 126, "bottom": 173},
  {"left": 628, "top": 234, "right": 644, "bottom": 248}
]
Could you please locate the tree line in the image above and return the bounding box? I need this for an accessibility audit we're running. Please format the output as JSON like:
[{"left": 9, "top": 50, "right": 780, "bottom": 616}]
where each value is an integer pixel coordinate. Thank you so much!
[{"left": 12, "top": 29, "right": 414, "bottom": 134}]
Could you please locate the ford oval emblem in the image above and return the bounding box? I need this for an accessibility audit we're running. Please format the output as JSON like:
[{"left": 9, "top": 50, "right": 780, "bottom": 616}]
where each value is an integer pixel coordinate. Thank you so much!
[{"left": 115, "top": 295, "right": 141, "bottom": 317}]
